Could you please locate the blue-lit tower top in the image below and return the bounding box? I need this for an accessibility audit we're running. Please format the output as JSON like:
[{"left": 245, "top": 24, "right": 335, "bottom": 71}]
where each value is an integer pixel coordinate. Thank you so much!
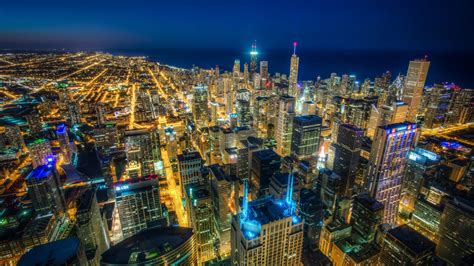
[{"left": 250, "top": 40, "right": 258, "bottom": 75}]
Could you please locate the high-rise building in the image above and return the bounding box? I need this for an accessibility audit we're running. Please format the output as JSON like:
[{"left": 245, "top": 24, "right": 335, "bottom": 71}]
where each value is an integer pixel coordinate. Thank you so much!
[
  {"left": 192, "top": 85, "right": 209, "bottom": 129},
  {"left": 409, "top": 196, "right": 443, "bottom": 243},
  {"left": 27, "top": 138, "right": 53, "bottom": 168},
  {"left": 177, "top": 150, "right": 203, "bottom": 191},
  {"left": 56, "top": 124, "right": 73, "bottom": 164},
  {"left": 243, "top": 63, "right": 249, "bottom": 82},
  {"left": 260, "top": 61, "right": 268, "bottom": 79},
  {"left": 327, "top": 124, "right": 363, "bottom": 197},
  {"left": 233, "top": 59, "right": 241, "bottom": 79},
  {"left": 289, "top": 42, "right": 299, "bottom": 97},
  {"left": 424, "top": 84, "right": 452, "bottom": 128},
  {"left": 350, "top": 194, "right": 384, "bottom": 243},
  {"left": 250, "top": 41, "right": 258, "bottom": 76},
  {"left": 100, "top": 227, "right": 197, "bottom": 265},
  {"left": 185, "top": 182, "right": 217, "bottom": 264},
  {"left": 402, "top": 58, "right": 430, "bottom": 122},
  {"left": 399, "top": 147, "right": 439, "bottom": 217},
  {"left": 446, "top": 87, "right": 474, "bottom": 124},
  {"left": 124, "top": 127, "right": 161, "bottom": 178},
  {"left": 26, "top": 161, "right": 65, "bottom": 215},
  {"left": 436, "top": 197, "right": 474, "bottom": 265},
  {"left": 367, "top": 101, "right": 408, "bottom": 139},
  {"left": 250, "top": 148, "right": 281, "bottom": 198},
  {"left": 299, "top": 188, "right": 324, "bottom": 250},
  {"left": 379, "top": 225, "right": 435, "bottom": 265},
  {"left": 76, "top": 188, "right": 109, "bottom": 264},
  {"left": 291, "top": 115, "right": 322, "bottom": 160},
  {"left": 366, "top": 122, "right": 419, "bottom": 224},
  {"left": 276, "top": 95, "right": 295, "bottom": 156},
  {"left": 231, "top": 179, "right": 304, "bottom": 265},
  {"left": 164, "top": 126, "right": 178, "bottom": 162},
  {"left": 236, "top": 89, "right": 251, "bottom": 127},
  {"left": 115, "top": 175, "right": 164, "bottom": 239},
  {"left": 319, "top": 219, "right": 352, "bottom": 259}
]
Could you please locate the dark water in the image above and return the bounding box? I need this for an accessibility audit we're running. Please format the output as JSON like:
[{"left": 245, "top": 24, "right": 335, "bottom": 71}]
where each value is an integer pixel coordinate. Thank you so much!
[{"left": 101, "top": 48, "right": 474, "bottom": 88}]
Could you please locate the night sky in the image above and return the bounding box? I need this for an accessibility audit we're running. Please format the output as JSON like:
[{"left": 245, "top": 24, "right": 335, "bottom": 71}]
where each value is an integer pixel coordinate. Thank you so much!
[{"left": 1, "top": 0, "right": 473, "bottom": 52}]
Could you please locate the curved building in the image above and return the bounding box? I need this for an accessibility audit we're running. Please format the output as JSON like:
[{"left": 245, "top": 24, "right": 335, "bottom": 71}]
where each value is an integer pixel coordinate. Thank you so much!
[{"left": 101, "top": 226, "right": 196, "bottom": 265}]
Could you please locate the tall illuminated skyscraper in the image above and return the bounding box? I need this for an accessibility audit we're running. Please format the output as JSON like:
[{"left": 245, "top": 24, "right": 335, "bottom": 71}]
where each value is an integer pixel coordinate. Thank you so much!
[
  {"left": 56, "top": 124, "right": 73, "bottom": 164},
  {"left": 124, "top": 127, "right": 162, "bottom": 178},
  {"left": 402, "top": 58, "right": 430, "bottom": 122},
  {"left": 115, "top": 175, "right": 164, "bottom": 239},
  {"left": 289, "top": 42, "right": 299, "bottom": 97},
  {"left": 366, "top": 122, "right": 419, "bottom": 224},
  {"left": 233, "top": 59, "right": 241, "bottom": 79},
  {"left": 260, "top": 61, "right": 268, "bottom": 79},
  {"left": 291, "top": 115, "right": 322, "bottom": 160},
  {"left": 250, "top": 41, "right": 258, "bottom": 76},
  {"left": 192, "top": 85, "right": 209, "bottom": 129},
  {"left": 231, "top": 177, "right": 303, "bottom": 265},
  {"left": 276, "top": 95, "right": 295, "bottom": 156}
]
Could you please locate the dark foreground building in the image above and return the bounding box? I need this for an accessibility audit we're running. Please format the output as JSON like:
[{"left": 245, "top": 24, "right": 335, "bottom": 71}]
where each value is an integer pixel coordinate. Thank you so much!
[{"left": 100, "top": 226, "right": 197, "bottom": 265}]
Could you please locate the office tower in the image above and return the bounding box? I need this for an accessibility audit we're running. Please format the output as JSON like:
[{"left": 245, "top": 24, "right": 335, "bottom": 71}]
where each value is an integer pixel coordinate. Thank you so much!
[
  {"left": 95, "top": 102, "right": 106, "bottom": 125},
  {"left": 93, "top": 123, "right": 117, "bottom": 158},
  {"left": 223, "top": 77, "right": 233, "bottom": 114},
  {"left": 379, "top": 225, "right": 435, "bottom": 265},
  {"left": 231, "top": 179, "right": 304, "bottom": 265},
  {"left": 299, "top": 188, "right": 324, "bottom": 250},
  {"left": 100, "top": 227, "right": 197, "bottom": 265},
  {"left": 260, "top": 60, "right": 268, "bottom": 79},
  {"left": 178, "top": 150, "right": 203, "bottom": 190},
  {"left": 233, "top": 59, "right": 240, "bottom": 78},
  {"left": 185, "top": 183, "right": 216, "bottom": 264},
  {"left": 327, "top": 124, "right": 363, "bottom": 197},
  {"left": 26, "top": 162, "right": 65, "bottom": 215},
  {"left": 366, "top": 122, "right": 419, "bottom": 224},
  {"left": 291, "top": 115, "right": 322, "bottom": 160},
  {"left": 289, "top": 42, "right": 299, "bottom": 97},
  {"left": 402, "top": 58, "right": 430, "bottom": 122},
  {"left": 409, "top": 197, "right": 443, "bottom": 243},
  {"left": 276, "top": 95, "right": 296, "bottom": 156},
  {"left": 399, "top": 147, "right": 439, "bottom": 217},
  {"left": 436, "top": 197, "right": 474, "bottom": 265},
  {"left": 209, "top": 164, "right": 233, "bottom": 257},
  {"left": 317, "top": 169, "right": 341, "bottom": 216},
  {"left": 164, "top": 126, "right": 178, "bottom": 162},
  {"left": 250, "top": 41, "right": 258, "bottom": 75},
  {"left": 236, "top": 89, "right": 251, "bottom": 127},
  {"left": 25, "top": 111, "right": 43, "bottom": 135},
  {"left": 350, "top": 195, "right": 384, "bottom": 243},
  {"left": 424, "top": 84, "right": 452, "bottom": 128},
  {"left": 56, "top": 124, "right": 73, "bottom": 164},
  {"left": 67, "top": 101, "right": 82, "bottom": 125},
  {"left": 192, "top": 85, "right": 209, "bottom": 129},
  {"left": 76, "top": 188, "right": 109, "bottom": 264},
  {"left": 243, "top": 63, "right": 249, "bottom": 81},
  {"left": 27, "top": 138, "right": 53, "bottom": 168},
  {"left": 115, "top": 176, "right": 164, "bottom": 239},
  {"left": 18, "top": 237, "right": 87, "bottom": 266},
  {"left": 374, "top": 71, "right": 392, "bottom": 94},
  {"left": 367, "top": 101, "right": 408, "bottom": 139},
  {"left": 124, "top": 127, "right": 161, "bottom": 178},
  {"left": 446, "top": 87, "right": 474, "bottom": 124},
  {"left": 250, "top": 148, "right": 281, "bottom": 198}
]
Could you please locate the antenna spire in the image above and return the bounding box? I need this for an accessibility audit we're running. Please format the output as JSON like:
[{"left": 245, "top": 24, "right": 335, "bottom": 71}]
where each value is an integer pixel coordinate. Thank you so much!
[{"left": 293, "top": 41, "right": 298, "bottom": 55}]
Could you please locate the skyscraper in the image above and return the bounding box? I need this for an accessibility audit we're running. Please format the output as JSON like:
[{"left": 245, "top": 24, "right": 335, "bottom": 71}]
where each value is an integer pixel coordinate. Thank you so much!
[
  {"left": 192, "top": 85, "right": 209, "bottom": 129},
  {"left": 250, "top": 41, "right": 258, "bottom": 76},
  {"left": 260, "top": 60, "right": 268, "bottom": 79},
  {"left": 250, "top": 148, "right": 281, "bottom": 198},
  {"left": 233, "top": 59, "right": 241, "bottom": 79},
  {"left": 185, "top": 182, "right": 217, "bottom": 264},
  {"left": 177, "top": 150, "right": 203, "bottom": 191},
  {"left": 124, "top": 127, "right": 161, "bottom": 178},
  {"left": 288, "top": 42, "right": 299, "bottom": 97},
  {"left": 76, "top": 188, "right": 109, "bottom": 264},
  {"left": 436, "top": 197, "right": 474, "bottom": 265},
  {"left": 366, "top": 122, "right": 419, "bottom": 224},
  {"left": 276, "top": 95, "right": 296, "bottom": 156},
  {"left": 231, "top": 179, "right": 304, "bottom": 265},
  {"left": 350, "top": 194, "right": 384, "bottom": 243},
  {"left": 299, "top": 188, "right": 324, "bottom": 250},
  {"left": 327, "top": 124, "right": 363, "bottom": 197},
  {"left": 402, "top": 58, "right": 430, "bottom": 122},
  {"left": 26, "top": 161, "right": 65, "bottom": 215},
  {"left": 291, "top": 115, "right": 322, "bottom": 159},
  {"left": 115, "top": 175, "right": 164, "bottom": 238},
  {"left": 56, "top": 124, "right": 73, "bottom": 164}
]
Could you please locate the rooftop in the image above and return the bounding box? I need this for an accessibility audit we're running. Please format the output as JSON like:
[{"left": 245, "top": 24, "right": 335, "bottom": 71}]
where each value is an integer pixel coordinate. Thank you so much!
[
  {"left": 18, "top": 237, "right": 82, "bottom": 266},
  {"left": 354, "top": 194, "right": 384, "bottom": 212},
  {"left": 26, "top": 164, "right": 54, "bottom": 182},
  {"left": 100, "top": 226, "right": 194, "bottom": 265},
  {"left": 387, "top": 225, "right": 435, "bottom": 254}
]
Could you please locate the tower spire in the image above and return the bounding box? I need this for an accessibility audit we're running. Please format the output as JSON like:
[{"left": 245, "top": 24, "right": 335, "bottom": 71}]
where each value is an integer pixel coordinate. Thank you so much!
[{"left": 293, "top": 41, "right": 298, "bottom": 55}]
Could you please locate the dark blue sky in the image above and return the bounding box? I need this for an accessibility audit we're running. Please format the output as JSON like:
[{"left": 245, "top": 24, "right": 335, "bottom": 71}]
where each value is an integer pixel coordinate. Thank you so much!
[{"left": 1, "top": 0, "right": 473, "bottom": 52}]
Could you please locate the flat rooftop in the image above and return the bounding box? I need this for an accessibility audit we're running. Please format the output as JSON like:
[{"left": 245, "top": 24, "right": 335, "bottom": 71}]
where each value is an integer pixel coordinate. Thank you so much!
[
  {"left": 18, "top": 237, "right": 81, "bottom": 266},
  {"left": 387, "top": 224, "right": 435, "bottom": 254}
]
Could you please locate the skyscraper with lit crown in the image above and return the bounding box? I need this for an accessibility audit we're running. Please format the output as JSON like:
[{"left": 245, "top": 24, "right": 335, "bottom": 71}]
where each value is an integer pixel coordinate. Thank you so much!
[
  {"left": 288, "top": 42, "right": 299, "bottom": 97},
  {"left": 402, "top": 58, "right": 430, "bottom": 122}
]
